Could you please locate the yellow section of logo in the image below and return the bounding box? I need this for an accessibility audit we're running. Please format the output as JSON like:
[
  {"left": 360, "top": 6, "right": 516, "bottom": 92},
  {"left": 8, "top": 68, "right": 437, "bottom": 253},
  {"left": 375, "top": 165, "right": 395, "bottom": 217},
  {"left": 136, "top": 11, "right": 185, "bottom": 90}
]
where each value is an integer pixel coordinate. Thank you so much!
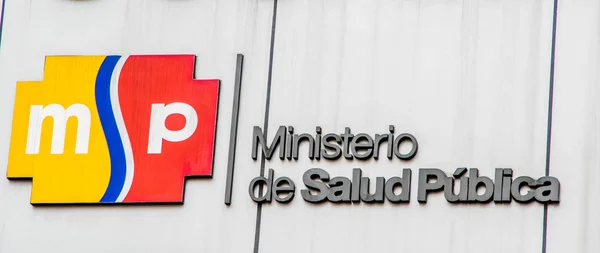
[{"left": 8, "top": 56, "right": 111, "bottom": 204}]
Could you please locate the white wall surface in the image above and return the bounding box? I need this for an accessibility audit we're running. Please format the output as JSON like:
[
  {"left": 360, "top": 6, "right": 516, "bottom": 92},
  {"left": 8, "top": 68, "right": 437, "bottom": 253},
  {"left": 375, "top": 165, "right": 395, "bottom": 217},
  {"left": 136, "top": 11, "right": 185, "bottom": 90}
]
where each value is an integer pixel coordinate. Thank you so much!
[
  {"left": 262, "top": 0, "right": 553, "bottom": 253},
  {"left": 0, "top": 0, "right": 273, "bottom": 252},
  {"left": 0, "top": 0, "right": 595, "bottom": 253},
  {"left": 547, "top": 0, "right": 600, "bottom": 252}
]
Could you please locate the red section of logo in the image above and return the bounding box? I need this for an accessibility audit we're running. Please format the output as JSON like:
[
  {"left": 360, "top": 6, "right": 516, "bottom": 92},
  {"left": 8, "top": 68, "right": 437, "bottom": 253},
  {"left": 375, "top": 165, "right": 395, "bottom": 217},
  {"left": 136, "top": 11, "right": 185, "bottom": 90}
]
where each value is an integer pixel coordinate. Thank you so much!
[{"left": 118, "top": 55, "right": 219, "bottom": 203}]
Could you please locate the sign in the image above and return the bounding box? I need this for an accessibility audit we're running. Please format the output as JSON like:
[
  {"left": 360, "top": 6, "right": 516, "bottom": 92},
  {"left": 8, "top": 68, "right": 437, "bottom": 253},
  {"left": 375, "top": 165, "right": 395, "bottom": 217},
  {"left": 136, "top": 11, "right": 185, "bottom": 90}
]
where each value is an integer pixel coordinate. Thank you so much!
[
  {"left": 5, "top": 55, "right": 561, "bottom": 207},
  {"left": 7, "top": 55, "right": 219, "bottom": 204},
  {"left": 248, "top": 126, "right": 561, "bottom": 205}
]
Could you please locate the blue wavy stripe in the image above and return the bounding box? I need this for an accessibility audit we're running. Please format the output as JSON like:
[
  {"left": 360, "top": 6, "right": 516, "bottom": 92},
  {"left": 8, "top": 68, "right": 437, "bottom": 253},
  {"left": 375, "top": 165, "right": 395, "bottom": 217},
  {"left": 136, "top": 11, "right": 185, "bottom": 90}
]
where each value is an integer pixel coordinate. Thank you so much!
[{"left": 96, "top": 55, "right": 126, "bottom": 203}]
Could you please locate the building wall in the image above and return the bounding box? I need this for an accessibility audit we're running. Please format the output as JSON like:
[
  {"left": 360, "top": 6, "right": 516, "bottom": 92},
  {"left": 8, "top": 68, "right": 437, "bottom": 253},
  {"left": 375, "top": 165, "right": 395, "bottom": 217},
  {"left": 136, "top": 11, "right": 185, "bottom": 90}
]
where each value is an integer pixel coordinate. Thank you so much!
[{"left": 0, "top": 0, "right": 596, "bottom": 253}]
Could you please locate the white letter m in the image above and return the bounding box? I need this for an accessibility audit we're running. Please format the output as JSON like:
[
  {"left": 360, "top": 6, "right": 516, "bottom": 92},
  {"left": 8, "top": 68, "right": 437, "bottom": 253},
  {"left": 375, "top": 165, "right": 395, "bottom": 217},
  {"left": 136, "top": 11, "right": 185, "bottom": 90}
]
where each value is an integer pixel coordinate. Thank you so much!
[{"left": 25, "top": 104, "right": 91, "bottom": 155}]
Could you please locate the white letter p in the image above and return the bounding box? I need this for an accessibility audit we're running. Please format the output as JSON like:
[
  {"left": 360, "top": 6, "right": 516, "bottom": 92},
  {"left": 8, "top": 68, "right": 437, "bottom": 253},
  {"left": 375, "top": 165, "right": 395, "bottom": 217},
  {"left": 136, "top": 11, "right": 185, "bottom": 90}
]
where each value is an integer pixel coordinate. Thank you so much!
[{"left": 147, "top": 102, "right": 198, "bottom": 154}]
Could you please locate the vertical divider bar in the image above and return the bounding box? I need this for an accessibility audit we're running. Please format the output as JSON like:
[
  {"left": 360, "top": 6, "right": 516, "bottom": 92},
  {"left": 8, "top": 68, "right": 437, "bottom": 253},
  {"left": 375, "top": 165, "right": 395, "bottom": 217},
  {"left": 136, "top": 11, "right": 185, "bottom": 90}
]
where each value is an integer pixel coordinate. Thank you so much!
[{"left": 224, "top": 54, "right": 244, "bottom": 205}]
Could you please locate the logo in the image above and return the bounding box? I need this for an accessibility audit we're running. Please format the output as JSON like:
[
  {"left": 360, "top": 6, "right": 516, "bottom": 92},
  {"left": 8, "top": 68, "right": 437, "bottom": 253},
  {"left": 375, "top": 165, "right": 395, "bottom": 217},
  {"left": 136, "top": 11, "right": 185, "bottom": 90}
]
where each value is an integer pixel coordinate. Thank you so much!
[{"left": 7, "top": 55, "right": 220, "bottom": 204}]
